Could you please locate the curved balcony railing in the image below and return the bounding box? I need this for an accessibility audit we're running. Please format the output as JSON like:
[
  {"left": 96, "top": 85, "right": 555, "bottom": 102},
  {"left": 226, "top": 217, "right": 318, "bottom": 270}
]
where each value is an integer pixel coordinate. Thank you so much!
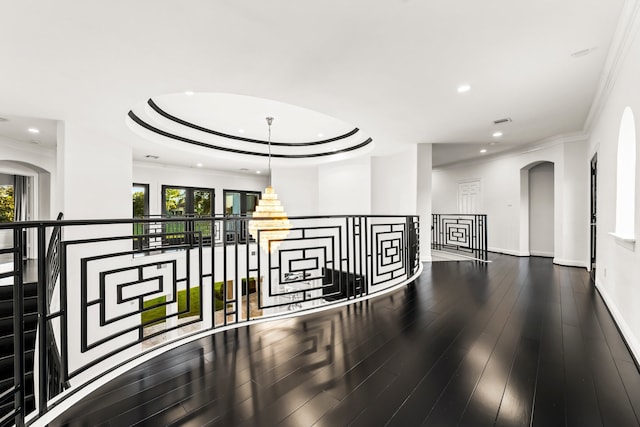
[{"left": 0, "top": 214, "right": 420, "bottom": 427}]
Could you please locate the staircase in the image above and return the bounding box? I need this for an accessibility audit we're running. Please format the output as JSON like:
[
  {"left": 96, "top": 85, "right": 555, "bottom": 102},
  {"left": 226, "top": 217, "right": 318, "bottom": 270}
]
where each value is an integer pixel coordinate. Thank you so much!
[{"left": 0, "top": 281, "right": 38, "bottom": 424}]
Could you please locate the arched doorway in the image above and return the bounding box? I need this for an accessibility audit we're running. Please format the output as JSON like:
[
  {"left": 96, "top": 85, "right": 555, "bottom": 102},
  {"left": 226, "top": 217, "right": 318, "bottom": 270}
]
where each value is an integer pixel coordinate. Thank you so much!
[
  {"left": 0, "top": 160, "right": 52, "bottom": 262},
  {"left": 520, "top": 161, "right": 555, "bottom": 257}
]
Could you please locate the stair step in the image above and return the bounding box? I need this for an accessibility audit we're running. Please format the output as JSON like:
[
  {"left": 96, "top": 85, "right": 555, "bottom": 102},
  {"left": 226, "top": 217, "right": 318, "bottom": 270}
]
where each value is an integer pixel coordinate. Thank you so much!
[
  {"left": 0, "top": 297, "right": 40, "bottom": 319},
  {"left": 0, "top": 350, "right": 34, "bottom": 373},
  {"left": 0, "top": 377, "right": 13, "bottom": 395},
  {"left": 0, "top": 282, "right": 38, "bottom": 302},
  {"left": 0, "top": 330, "right": 37, "bottom": 358},
  {"left": 0, "top": 286, "right": 13, "bottom": 302},
  {"left": 0, "top": 370, "right": 33, "bottom": 390},
  {"left": 0, "top": 314, "right": 38, "bottom": 336}
]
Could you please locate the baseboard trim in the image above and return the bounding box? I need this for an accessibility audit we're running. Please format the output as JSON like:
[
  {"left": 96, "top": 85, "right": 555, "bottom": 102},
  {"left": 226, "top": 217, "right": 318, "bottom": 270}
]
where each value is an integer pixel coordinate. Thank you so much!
[
  {"left": 530, "top": 250, "right": 554, "bottom": 257},
  {"left": 595, "top": 278, "right": 640, "bottom": 369},
  {"left": 488, "top": 247, "right": 530, "bottom": 257},
  {"left": 553, "top": 258, "right": 588, "bottom": 268}
]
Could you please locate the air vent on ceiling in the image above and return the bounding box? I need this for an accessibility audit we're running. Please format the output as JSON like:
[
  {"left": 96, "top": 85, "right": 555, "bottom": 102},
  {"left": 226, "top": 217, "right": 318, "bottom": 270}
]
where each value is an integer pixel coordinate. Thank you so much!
[{"left": 493, "top": 118, "right": 512, "bottom": 125}]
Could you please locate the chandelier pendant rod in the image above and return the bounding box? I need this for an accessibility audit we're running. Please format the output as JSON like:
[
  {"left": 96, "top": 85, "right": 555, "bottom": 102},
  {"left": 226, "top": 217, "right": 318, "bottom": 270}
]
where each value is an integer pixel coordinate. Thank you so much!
[{"left": 267, "top": 116, "right": 273, "bottom": 187}]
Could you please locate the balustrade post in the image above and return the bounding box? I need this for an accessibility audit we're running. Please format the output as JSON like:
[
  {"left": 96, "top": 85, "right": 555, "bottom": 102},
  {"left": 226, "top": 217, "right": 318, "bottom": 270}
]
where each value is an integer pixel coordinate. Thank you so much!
[
  {"left": 13, "top": 228, "right": 25, "bottom": 427},
  {"left": 37, "top": 226, "right": 48, "bottom": 415}
]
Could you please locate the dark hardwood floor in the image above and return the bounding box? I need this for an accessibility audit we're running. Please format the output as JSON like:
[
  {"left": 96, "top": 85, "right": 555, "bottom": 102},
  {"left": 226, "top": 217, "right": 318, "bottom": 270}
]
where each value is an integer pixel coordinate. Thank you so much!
[{"left": 49, "top": 254, "right": 640, "bottom": 426}]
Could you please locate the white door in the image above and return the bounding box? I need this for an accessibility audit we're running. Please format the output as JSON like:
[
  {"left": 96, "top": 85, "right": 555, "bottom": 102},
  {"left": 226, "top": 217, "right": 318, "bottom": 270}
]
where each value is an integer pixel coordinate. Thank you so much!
[{"left": 458, "top": 180, "right": 481, "bottom": 214}]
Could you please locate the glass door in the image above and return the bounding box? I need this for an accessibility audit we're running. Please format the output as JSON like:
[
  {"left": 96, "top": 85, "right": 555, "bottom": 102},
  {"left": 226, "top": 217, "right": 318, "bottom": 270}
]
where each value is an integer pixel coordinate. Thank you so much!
[
  {"left": 162, "top": 186, "right": 215, "bottom": 245},
  {"left": 223, "top": 190, "right": 261, "bottom": 242}
]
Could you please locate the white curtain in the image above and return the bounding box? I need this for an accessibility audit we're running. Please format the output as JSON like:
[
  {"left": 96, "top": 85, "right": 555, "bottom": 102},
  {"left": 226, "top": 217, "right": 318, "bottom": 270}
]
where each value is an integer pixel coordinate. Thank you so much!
[{"left": 13, "top": 175, "right": 27, "bottom": 222}]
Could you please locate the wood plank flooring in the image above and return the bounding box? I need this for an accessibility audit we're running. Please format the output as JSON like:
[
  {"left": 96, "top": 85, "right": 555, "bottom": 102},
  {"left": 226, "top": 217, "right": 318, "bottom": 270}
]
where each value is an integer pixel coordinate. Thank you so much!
[{"left": 49, "top": 254, "right": 640, "bottom": 426}]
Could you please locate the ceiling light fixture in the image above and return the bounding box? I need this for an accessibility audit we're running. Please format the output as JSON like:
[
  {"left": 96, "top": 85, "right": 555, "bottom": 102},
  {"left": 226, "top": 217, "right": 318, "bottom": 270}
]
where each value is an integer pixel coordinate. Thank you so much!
[
  {"left": 248, "top": 117, "right": 291, "bottom": 253},
  {"left": 238, "top": 129, "right": 245, "bottom": 133},
  {"left": 28, "top": 128, "right": 40, "bottom": 134},
  {"left": 184, "top": 91, "right": 194, "bottom": 96},
  {"left": 492, "top": 131, "right": 503, "bottom": 138},
  {"left": 317, "top": 133, "right": 324, "bottom": 138},
  {"left": 196, "top": 163, "right": 203, "bottom": 167},
  {"left": 571, "top": 47, "right": 596, "bottom": 58},
  {"left": 256, "top": 170, "right": 261, "bottom": 174},
  {"left": 457, "top": 84, "right": 471, "bottom": 93},
  {"left": 480, "top": 149, "right": 487, "bottom": 153}
]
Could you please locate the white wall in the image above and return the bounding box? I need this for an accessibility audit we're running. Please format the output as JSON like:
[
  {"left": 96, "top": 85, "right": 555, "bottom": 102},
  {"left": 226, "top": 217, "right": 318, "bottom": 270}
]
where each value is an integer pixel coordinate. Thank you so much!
[
  {"left": 586, "top": 3, "right": 640, "bottom": 363},
  {"left": 528, "top": 162, "right": 554, "bottom": 256},
  {"left": 432, "top": 138, "right": 588, "bottom": 266},
  {"left": 133, "top": 163, "right": 268, "bottom": 216},
  {"left": 371, "top": 147, "right": 417, "bottom": 215},
  {"left": 60, "top": 123, "right": 131, "bottom": 221},
  {"left": 371, "top": 146, "right": 426, "bottom": 263},
  {"left": 417, "top": 143, "right": 432, "bottom": 261},
  {"left": 318, "top": 158, "right": 371, "bottom": 215},
  {"left": 271, "top": 167, "right": 319, "bottom": 216}
]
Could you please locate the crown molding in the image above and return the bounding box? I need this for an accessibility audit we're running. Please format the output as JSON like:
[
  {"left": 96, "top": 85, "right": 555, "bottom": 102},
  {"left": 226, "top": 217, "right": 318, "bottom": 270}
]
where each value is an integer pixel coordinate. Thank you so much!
[{"left": 584, "top": 0, "right": 640, "bottom": 133}]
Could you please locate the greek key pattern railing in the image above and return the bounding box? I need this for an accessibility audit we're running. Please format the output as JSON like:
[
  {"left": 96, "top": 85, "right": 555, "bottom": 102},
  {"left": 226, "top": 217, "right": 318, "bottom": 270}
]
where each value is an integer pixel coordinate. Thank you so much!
[
  {"left": 0, "top": 214, "right": 420, "bottom": 427},
  {"left": 431, "top": 214, "right": 487, "bottom": 261}
]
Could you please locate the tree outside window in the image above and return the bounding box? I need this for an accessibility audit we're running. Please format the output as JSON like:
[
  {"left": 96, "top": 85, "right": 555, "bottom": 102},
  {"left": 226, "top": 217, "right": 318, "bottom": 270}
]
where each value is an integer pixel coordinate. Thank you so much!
[{"left": 0, "top": 185, "right": 14, "bottom": 223}]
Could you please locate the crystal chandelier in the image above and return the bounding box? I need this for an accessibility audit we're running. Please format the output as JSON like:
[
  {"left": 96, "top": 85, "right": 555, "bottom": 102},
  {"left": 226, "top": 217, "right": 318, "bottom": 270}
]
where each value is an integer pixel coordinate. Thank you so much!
[{"left": 248, "top": 117, "right": 291, "bottom": 253}]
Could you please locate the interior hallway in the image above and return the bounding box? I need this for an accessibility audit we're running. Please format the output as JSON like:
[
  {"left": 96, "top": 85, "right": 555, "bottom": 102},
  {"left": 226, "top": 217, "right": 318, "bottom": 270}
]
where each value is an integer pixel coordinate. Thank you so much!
[{"left": 50, "top": 254, "right": 640, "bottom": 426}]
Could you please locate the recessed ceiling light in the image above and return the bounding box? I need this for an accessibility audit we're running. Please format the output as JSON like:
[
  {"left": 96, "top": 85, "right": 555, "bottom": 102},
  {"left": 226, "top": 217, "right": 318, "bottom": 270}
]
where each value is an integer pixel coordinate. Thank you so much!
[
  {"left": 480, "top": 149, "right": 487, "bottom": 154},
  {"left": 28, "top": 128, "right": 40, "bottom": 134},
  {"left": 317, "top": 133, "right": 324, "bottom": 138},
  {"left": 184, "top": 91, "right": 194, "bottom": 96},
  {"left": 492, "top": 131, "right": 503, "bottom": 138},
  {"left": 256, "top": 170, "right": 261, "bottom": 174},
  {"left": 238, "top": 129, "right": 245, "bottom": 134},
  {"left": 457, "top": 84, "right": 471, "bottom": 93},
  {"left": 196, "top": 163, "right": 203, "bottom": 167}
]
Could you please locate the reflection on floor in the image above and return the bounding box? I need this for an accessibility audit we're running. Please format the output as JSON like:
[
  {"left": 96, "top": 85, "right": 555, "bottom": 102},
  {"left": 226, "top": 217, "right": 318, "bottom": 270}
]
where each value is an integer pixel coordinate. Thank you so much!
[
  {"left": 49, "top": 254, "right": 640, "bottom": 426},
  {"left": 431, "top": 249, "right": 486, "bottom": 262},
  {"left": 142, "top": 293, "right": 265, "bottom": 349}
]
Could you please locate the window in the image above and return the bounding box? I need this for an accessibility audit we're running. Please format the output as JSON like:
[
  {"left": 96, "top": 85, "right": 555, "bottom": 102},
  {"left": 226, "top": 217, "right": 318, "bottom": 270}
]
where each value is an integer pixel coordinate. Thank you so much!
[
  {"left": 132, "top": 184, "right": 149, "bottom": 218},
  {"left": 162, "top": 186, "right": 215, "bottom": 244},
  {"left": 132, "top": 184, "right": 149, "bottom": 245},
  {"left": 0, "top": 184, "right": 14, "bottom": 223},
  {"left": 223, "top": 190, "right": 261, "bottom": 243},
  {"left": 613, "top": 107, "right": 636, "bottom": 243},
  {"left": 224, "top": 190, "right": 261, "bottom": 216},
  {"left": 163, "top": 186, "right": 214, "bottom": 217}
]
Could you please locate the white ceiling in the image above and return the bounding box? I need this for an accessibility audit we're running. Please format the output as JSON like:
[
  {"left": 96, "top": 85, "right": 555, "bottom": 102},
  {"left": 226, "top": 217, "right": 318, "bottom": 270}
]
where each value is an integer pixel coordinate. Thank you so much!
[{"left": 0, "top": 0, "right": 626, "bottom": 171}]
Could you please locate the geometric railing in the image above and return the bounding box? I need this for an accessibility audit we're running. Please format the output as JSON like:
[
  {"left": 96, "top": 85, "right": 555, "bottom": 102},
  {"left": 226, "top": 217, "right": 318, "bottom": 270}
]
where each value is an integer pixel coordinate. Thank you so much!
[
  {"left": 0, "top": 214, "right": 420, "bottom": 427},
  {"left": 431, "top": 213, "right": 487, "bottom": 261}
]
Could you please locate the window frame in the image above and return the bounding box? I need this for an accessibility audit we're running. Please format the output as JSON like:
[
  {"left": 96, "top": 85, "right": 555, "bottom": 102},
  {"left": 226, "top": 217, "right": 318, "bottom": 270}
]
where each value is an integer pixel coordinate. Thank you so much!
[{"left": 161, "top": 185, "right": 216, "bottom": 217}]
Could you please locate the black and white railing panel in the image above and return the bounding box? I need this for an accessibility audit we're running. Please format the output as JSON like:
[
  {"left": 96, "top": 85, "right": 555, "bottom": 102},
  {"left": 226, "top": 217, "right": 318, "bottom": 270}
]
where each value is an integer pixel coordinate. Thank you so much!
[
  {"left": 431, "top": 214, "right": 487, "bottom": 261},
  {"left": 0, "top": 214, "right": 420, "bottom": 427}
]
